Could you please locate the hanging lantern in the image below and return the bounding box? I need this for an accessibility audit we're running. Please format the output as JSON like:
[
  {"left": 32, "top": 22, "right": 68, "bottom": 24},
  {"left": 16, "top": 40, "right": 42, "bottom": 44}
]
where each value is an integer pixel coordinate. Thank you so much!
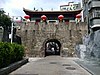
[
  {"left": 76, "top": 14, "right": 81, "bottom": 23},
  {"left": 58, "top": 15, "right": 64, "bottom": 20},
  {"left": 24, "top": 15, "right": 30, "bottom": 19},
  {"left": 24, "top": 15, "right": 30, "bottom": 25},
  {"left": 41, "top": 15, "right": 47, "bottom": 21},
  {"left": 76, "top": 14, "right": 81, "bottom": 18}
]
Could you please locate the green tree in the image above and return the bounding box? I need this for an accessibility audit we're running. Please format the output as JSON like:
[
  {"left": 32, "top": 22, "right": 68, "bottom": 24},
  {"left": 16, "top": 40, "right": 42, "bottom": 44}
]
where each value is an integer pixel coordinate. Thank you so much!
[{"left": 0, "top": 9, "right": 11, "bottom": 42}]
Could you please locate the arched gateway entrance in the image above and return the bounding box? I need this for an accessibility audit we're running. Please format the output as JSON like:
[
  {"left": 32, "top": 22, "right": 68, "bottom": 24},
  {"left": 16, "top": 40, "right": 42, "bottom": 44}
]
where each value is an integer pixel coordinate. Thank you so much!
[{"left": 44, "top": 39, "right": 61, "bottom": 56}]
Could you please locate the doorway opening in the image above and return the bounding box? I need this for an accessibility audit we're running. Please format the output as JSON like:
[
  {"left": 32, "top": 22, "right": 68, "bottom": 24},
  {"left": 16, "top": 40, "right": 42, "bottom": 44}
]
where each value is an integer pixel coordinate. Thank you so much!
[{"left": 45, "top": 39, "right": 61, "bottom": 56}]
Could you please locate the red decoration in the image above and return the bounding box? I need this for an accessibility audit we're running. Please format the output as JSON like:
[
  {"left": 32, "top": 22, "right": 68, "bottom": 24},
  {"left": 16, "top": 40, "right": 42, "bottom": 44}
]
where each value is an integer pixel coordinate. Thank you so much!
[
  {"left": 24, "top": 15, "right": 30, "bottom": 19},
  {"left": 58, "top": 15, "right": 64, "bottom": 20},
  {"left": 66, "top": 20, "right": 69, "bottom": 25},
  {"left": 41, "top": 15, "right": 47, "bottom": 21},
  {"left": 76, "top": 14, "right": 81, "bottom": 18}
]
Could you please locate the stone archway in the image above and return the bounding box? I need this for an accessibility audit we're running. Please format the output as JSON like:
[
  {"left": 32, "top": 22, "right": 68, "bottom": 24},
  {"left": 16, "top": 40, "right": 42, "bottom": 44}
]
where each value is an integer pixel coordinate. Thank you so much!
[{"left": 44, "top": 39, "right": 61, "bottom": 56}]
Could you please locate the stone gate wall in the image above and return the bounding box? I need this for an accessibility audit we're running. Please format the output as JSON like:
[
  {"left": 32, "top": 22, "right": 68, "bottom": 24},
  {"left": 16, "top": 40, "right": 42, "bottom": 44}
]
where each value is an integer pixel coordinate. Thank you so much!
[{"left": 16, "top": 22, "right": 87, "bottom": 57}]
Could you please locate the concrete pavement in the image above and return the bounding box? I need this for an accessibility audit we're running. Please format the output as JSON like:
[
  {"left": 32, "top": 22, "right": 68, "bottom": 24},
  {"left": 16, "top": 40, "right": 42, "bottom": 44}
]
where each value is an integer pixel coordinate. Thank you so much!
[
  {"left": 75, "top": 59, "right": 100, "bottom": 75},
  {"left": 9, "top": 56, "right": 91, "bottom": 75}
]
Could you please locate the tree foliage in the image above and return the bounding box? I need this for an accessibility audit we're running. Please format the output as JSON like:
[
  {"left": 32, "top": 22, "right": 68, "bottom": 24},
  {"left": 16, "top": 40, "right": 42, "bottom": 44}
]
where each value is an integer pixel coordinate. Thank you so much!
[
  {"left": 0, "top": 9, "right": 12, "bottom": 42},
  {"left": 0, "top": 9, "right": 11, "bottom": 28}
]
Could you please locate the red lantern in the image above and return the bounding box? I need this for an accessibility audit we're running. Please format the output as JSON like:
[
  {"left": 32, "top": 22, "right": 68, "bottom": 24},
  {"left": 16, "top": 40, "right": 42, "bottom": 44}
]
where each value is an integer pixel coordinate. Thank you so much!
[
  {"left": 76, "top": 14, "right": 81, "bottom": 18},
  {"left": 58, "top": 15, "right": 64, "bottom": 20},
  {"left": 24, "top": 15, "right": 30, "bottom": 19},
  {"left": 41, "top": 15, "right": 47, "bottom": 21}
]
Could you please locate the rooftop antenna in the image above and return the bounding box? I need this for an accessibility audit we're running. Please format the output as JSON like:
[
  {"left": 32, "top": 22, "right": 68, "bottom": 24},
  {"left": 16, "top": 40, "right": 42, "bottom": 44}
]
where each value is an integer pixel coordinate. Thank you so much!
[
  {"left": 33, "top": 7, "right": 35, "bottom": 11},
  {"left": 41, "top": 8, "right": 43, "bottom": 11}
]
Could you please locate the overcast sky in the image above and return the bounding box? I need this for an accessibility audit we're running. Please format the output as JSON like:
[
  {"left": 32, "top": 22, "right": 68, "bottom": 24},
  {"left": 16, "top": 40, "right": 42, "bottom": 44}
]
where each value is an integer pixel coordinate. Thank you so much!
[{"left": 0, "top": 0, "right": 81, "bottom": 17}]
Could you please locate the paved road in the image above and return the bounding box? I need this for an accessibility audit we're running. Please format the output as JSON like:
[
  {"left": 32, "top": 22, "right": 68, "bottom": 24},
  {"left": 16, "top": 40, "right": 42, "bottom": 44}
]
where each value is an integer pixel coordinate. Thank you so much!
[{"left": 10, "top": 56, "right": 91, "bottom": 75}]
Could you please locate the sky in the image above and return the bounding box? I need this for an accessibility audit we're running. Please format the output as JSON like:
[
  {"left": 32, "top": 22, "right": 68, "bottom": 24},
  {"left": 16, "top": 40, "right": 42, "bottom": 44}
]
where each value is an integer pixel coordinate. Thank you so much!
[{"left": 0, "top": 0, "right": 81, "bottom": 17}]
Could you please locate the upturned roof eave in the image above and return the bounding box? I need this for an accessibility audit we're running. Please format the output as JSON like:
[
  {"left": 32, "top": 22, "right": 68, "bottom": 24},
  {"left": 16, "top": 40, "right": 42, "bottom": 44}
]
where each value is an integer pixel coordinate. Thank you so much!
[{"left": 23, "top": 8, "right": 82, "bottom": 14}]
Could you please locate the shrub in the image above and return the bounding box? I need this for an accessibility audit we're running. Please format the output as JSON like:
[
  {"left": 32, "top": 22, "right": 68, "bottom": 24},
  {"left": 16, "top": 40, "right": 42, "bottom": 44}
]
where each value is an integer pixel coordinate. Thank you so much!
[
  {"left": 0, "top": 42, "right": 24, "bottom": 68},
  {"left": 11, "top": 43, "right": 24, "bottom": 62}
]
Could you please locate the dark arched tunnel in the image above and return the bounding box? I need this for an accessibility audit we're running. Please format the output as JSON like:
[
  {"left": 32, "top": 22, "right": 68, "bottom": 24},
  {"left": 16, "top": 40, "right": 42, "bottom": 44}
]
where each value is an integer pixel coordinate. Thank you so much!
[{"left": 45, "top": 39, "right": 61, "bottom": 56}]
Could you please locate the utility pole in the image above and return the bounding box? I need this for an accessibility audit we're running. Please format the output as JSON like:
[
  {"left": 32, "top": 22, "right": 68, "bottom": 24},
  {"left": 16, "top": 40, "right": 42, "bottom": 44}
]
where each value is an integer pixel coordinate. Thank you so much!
[{"left": 11, "top": 17, "right": 14, "bottom": 43}]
